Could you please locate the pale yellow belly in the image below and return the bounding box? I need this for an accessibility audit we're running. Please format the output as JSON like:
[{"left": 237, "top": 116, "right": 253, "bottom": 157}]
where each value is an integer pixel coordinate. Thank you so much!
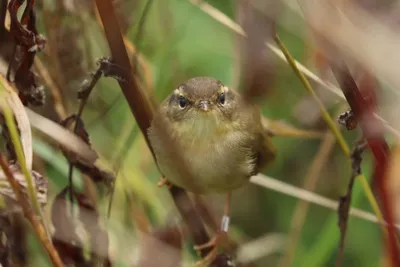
[{"left": 153, "top": 131, "right": 255, "bottom": 194}]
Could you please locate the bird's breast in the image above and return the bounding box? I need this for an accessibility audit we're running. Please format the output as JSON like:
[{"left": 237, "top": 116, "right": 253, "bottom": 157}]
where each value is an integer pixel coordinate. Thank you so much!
[{"left": 155, "top": 119, "right": 256, "bottom": 194}]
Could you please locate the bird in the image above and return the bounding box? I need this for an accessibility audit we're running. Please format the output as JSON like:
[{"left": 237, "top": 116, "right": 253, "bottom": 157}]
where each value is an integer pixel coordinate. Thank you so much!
[{"left": 148, "top": 76, "right": 276, "bottom": 265}]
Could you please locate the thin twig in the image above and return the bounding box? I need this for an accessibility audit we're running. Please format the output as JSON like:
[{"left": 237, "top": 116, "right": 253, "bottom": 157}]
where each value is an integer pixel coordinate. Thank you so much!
[
  {"left": 65, "top": 57, "right": 124, "bottom": 206},
  {"left": 336, "top": 139, "right": 367, "bottom": 267},
  {"left": 273, "top": 34, "right": 390, "bottom": 249},
  {"left": 274, "top": 35, "right": 349, "bottom": 155},
  {"left": 331, "top": 63, "right": 400, "bottom": 266},
  {"left": 0, "top": 154, "right": 64, "bottom": 267},
  {"left": 67, "top": 60, "right": 104, "bottom": 204}
]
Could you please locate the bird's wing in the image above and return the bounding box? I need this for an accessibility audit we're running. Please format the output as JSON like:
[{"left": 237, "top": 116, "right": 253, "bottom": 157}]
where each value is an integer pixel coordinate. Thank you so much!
[{"left": 253, "top": 133, "right": 276, "bottom": 175}]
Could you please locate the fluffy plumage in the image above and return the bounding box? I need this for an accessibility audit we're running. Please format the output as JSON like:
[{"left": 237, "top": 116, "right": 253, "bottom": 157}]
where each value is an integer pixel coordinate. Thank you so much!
[{"left": 148, "top": 77, "right": 275, "bottom": 194}]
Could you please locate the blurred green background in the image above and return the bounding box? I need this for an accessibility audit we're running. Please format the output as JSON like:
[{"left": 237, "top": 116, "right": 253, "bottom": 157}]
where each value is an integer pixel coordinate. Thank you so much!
[{"left": 18, "top": 0, "right": 384, "bottom": 266}]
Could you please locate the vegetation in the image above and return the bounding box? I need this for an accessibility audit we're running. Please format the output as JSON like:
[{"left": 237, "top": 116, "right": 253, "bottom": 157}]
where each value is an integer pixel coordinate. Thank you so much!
[{"left": 0, "top": 0, "right": 397, "bottom": 266}]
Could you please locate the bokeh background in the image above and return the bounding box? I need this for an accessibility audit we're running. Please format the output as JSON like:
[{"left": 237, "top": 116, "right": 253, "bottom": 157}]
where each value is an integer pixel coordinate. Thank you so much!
[{"left": 0, "top": 0, "right": 389, "bottom": 266}]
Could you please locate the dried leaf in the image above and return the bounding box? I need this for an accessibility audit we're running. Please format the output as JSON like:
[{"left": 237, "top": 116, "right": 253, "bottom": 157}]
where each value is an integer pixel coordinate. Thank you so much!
[
  {"left": 75, "top": 192, "right": 112, "bottom": 266},
  {"left": 60, "top": 115, "right": 91, "bottom": 148},
  {"left": 0, "top": 76, "right": 33, "bottom": 170},
  {"left": 60, "top": 115, "right": 115, "bottom": 189},
  {"left": 261, "top": 117, "right": 324, "bottom": 138},
  {"left": 7, "top": 0, "right": 46, "bottom": 106},
  {"left": 0, "top": 163, "right": 47, "bottom": 214},
  {"left": 51, "top": 188, "right": 87, "bottom": 266},
  {"left": 25, "top": 108, "right": 98, "bottom": 164}
]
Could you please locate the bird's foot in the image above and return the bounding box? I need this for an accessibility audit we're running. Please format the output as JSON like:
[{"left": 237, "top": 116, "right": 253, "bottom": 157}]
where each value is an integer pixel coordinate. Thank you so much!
[
  {"left": 157, "top": 177, "right": 172, "bottom": 188},
  {"left": 193, "top": 231, "right": 227, "bottom": 266}
]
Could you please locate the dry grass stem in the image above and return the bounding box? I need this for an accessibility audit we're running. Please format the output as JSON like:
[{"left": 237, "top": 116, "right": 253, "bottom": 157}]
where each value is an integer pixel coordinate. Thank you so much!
[
  {"left": 0, "top": 75, "right": 33, "bottom": 170},
  {"left": 273, "top": 35, "right": 392, "bottom": 252},
  {"left": 0, "top": 154, "right": 63, "bottom": 267},
  {"left": 188, "top": 0, "right": 400, "bottom": 140},
  {"left": 0, "top": 78, "right": 41, "bottom": 215},
  {"left": 293, "top": 0, "right": 400, "bottom": 96},
  {"left": 25, "top": 108, "right": 98, "bottom": 164},
  {"left": 33, "top": 57, "right": 67, "bottom": 119},
  {"left": 251, "top": 174, "right": 400, "bottom": 230},
  {"left": 237, "top": 233, "right": 285, "bottom": 264}
]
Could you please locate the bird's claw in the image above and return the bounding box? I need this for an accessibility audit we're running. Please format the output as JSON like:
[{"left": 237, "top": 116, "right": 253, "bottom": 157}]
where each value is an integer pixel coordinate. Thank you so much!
[
  {"left": 193, "top": 231, "right": 226, "bottom": 266},
  {"left": 157, "top": 177, "right": 172, "bottom": 188}
]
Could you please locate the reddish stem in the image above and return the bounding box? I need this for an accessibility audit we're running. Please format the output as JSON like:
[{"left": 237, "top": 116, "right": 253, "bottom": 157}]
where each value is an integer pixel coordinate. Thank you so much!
[{"left": 331, "top": 64, "right": 399, "bottom": 266}]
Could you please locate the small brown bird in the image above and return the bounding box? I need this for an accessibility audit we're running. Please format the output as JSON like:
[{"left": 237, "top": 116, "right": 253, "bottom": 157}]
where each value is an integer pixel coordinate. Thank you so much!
[{"left": 148, "top": 77, "right": 276, "bottom": 265}]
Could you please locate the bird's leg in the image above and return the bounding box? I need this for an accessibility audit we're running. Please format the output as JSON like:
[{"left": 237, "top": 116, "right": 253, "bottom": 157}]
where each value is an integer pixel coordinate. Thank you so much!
[
  {"left": 157, "top": 176, "right": 172, "bottom": 188},
  {"left": 194, "top": 192, "right": 231, "bottom": 266}
]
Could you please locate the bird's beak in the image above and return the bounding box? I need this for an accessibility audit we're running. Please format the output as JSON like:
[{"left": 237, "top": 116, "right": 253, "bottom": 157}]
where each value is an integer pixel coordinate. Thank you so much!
[{"left": 198, "top": 100, "right": 210, "bottom": 112}]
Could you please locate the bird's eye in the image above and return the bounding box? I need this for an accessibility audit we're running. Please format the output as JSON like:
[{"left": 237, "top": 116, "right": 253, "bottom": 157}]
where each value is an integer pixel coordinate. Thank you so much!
[
  {"left": 179, "top": 95, "right": 188, "bottom": 109},
  {"left": 219, "top": 93, "right": 225, "bottom": 105}
]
